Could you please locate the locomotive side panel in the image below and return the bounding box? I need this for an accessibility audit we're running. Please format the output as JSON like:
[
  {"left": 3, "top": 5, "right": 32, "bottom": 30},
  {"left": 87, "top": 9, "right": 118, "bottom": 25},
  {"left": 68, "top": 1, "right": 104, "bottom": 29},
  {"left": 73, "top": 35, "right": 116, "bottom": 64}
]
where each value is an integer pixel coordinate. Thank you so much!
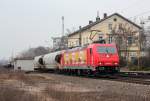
[{"left": 62, "top": 48, "right": 89, "bottom": 69}]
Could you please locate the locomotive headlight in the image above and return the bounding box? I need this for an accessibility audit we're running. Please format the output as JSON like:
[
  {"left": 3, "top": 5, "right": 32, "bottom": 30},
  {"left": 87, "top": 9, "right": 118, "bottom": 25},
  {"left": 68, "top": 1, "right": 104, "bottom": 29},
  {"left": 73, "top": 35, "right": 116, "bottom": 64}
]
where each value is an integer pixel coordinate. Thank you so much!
[
  {"left": 99, "top": 62, "right": 102, "bottom": 65},
  {"left": 114, "top": 62, "right": 118, "bottom": 65}
]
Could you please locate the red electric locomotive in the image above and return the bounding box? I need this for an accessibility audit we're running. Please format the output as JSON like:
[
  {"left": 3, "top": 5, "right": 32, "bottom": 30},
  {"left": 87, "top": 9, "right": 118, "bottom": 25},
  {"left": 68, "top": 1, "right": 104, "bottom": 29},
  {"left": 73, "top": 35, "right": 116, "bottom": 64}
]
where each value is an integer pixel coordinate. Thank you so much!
[{"left": 60, "top": 43, "right": 119, "bottom": 74}]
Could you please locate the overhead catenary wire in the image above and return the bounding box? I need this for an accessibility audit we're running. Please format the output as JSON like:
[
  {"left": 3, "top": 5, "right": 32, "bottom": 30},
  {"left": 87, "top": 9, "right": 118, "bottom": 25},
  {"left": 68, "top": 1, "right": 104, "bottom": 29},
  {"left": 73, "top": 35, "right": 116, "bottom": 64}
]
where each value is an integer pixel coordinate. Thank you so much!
[
  {"left": 119, "top": 0, "right": 141, "bottom": 13},
  {"left": 129, "top": 10, "right": 150, "bottom": 19},
  {"left": 117, "top": 0, "right": 150, "bottom": 20}
]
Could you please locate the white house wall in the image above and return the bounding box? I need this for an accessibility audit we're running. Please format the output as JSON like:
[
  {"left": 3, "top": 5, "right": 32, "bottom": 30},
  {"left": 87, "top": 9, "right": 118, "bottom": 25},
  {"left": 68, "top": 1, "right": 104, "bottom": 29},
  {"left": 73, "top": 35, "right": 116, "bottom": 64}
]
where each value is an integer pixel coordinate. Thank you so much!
[{"left": 14, "top": 60, "right": 34, "bottom": 71}]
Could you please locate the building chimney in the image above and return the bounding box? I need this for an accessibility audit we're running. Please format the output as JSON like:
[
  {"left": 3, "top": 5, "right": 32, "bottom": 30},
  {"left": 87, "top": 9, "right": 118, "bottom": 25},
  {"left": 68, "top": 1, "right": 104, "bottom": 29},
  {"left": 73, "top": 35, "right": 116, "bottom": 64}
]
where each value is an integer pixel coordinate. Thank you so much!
[
  {"left": 96, "top": 11, "right": 100, "bottom": 21},
  {"left": 104, "top": 13, "right": 107, "bottom": 19},
  {"left": 89, "top": 20, "right": 93, "bottom": 24}
]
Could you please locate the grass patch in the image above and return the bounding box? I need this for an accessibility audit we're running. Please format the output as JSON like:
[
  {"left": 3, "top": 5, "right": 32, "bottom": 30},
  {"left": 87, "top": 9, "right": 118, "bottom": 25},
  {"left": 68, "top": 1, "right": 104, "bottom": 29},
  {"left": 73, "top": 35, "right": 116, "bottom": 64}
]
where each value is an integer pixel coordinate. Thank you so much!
[
  {"left": 0, "top": 86, "right": 43, "bottom": 101},
  {"left": 45, "top": 85, "right": 149, "bottom": 101},
  {"left": 129, "top": 66, "right": 150, "bottom": 71}
]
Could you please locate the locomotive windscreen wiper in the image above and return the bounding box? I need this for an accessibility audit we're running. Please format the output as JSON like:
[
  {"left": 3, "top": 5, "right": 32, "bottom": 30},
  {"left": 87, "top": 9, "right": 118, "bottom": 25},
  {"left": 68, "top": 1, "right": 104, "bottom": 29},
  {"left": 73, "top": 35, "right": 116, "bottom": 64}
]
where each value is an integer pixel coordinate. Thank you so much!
[{"left": 106, "top": 48, "right": 109, "bottom": 53}]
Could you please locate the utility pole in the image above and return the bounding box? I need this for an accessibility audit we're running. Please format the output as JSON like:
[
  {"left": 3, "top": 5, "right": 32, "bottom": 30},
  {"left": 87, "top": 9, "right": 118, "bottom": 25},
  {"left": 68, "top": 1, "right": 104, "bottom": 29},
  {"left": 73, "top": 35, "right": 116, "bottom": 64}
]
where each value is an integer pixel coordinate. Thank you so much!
[
  {"left": 61, "top": 16, "right": 67, "bottom": 49},
  {"left": 62, "top": 16, "right": 64, "bottom": 36},
  {"left": 138, "top": 20, "right": 145, "bottom": 69},
  {"left": 138, "top": 30, "right": 141, "bottom": 69},
  {"left": 11, "top": 49, "right": 14, "bottom": 66}
]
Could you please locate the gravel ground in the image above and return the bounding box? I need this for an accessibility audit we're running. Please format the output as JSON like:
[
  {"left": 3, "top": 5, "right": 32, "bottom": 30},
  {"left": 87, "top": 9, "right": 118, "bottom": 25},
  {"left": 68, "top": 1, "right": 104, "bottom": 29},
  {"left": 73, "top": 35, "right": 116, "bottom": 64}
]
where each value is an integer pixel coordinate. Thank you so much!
[
  {"left": 0, "top": 71, "right": 150, "bottom": 101},
  {"left": 31, "top": 73, "right": 150, "bottom": 101}
]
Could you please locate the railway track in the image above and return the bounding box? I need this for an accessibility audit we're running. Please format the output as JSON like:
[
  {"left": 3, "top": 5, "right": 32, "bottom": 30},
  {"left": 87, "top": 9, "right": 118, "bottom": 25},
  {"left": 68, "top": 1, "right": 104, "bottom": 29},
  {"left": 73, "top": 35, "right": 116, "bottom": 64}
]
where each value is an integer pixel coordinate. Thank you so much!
[
  {"left": 26, "top": 70, "right": 150, "bottom": 85},
  {"left": 95, "top": 74, "right": 150, "bottom": 85},
  {"left": 111, "top": 76, "right": 150, "bottom": 85},
  {"left": 89, "top": 71, "right": 150, "bottom": 85}
]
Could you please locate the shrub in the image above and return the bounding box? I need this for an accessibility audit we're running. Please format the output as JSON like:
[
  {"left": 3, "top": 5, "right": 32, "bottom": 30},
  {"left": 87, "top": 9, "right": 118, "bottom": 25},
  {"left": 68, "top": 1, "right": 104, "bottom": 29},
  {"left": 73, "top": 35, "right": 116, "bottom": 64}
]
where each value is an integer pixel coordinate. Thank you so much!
[
  {"left": 129, "top": 56, "right": 150, "bottom": 70},
  {"left": 119, "top": 56, "right": 127, "bottom": 67}
]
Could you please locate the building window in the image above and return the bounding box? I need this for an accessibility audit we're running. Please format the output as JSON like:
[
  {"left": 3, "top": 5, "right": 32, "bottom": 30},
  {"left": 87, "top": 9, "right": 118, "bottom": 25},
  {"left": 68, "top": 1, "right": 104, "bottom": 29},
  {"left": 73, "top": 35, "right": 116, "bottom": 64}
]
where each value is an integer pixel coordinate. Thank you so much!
[
  {"left": 99, "top": 36, "right": 103, "bottom": 41},
  {"left": 108, "top": 24, "right": 113, "bottom": 30},
  {"left": 114, "top": 18, "right": 117, "bottom": 22},
  {"left": 131, "top": 57, "right": 136, "bottom": 64},
  {"left": 128, "top": 36, "right": 132, "bottom": 45},
  {"left": 108, "top": 36, "right": 112, "bottom": 43},
  {"left": 53, "top": 40, "right": 56, "bottom": 43},
  {"left": 130, "top": 52, "right": 137, "bottom": 57},
  {"left": 76, "top": 40, "right": 79, "bottom": 46},
  {"left": 132, "top": 37, "right": 136, "bottom": 44},
  {"left": 86, "top": 37, "right": 88, "bottom": 43},
  {"left": 68, "top": 42, "right": 70, "bottom": 47},
  {"left": 83, "top": 38, "right": 85, "bottom": 45}
]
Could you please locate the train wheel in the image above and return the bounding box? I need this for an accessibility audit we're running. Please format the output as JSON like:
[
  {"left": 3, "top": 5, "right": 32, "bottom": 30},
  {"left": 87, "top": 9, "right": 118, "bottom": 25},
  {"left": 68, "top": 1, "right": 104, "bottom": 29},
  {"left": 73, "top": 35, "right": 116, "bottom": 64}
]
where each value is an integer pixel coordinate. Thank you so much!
[
  {"left": 77, "top": 70, "right": 81, "bottom": 76},
  {"left": 86, "top": 70, "right": 93, "bottom": 76},
  {"left": 72, "top": 70, "right": 76, "bottom": 76}
]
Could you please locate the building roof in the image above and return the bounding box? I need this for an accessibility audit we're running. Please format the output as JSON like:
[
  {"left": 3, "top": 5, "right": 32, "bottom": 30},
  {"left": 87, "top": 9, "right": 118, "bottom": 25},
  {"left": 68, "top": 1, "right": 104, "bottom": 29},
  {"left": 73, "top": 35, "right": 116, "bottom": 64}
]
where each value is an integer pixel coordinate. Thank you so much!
[
  {"left": 14, "top": 57, "right": 34, "bottom": 61},
  {"left": 68, "top": 13, "right": 142, "bottom": 37}
]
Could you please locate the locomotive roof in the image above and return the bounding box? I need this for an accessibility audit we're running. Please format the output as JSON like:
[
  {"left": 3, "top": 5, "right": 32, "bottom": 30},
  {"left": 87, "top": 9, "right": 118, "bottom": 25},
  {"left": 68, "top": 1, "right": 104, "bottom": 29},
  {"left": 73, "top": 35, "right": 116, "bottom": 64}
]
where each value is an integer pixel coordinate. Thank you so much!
[
  {"left": 65, "top": 43, "right": 116, "bottom": 53},
  {"left": 88, "top": 43, "right": 116, "bottom": 47},
  {"left": 65, "top": 46, "right": 86, "bottom": 52}
]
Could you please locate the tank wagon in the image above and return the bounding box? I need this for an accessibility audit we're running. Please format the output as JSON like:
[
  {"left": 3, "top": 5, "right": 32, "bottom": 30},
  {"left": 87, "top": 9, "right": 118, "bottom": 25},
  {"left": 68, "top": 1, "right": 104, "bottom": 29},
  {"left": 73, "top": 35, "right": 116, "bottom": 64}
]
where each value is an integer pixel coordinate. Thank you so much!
[
  {"left": 34, "top": 43, "right": 119, "bottom": 74},
  {"left": 34, "top": 55, "right": 44, "bottom": 70},
  {"left": 34, "top": 51, "right": 62, "bottom": 71}
]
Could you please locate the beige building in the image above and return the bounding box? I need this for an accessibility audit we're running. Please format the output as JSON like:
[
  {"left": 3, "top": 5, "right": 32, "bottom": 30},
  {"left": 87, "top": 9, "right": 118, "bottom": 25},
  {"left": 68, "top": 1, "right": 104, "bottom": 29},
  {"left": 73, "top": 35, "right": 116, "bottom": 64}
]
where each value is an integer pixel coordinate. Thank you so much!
[{"left": 67, "top": 13, "right": 143, "bottom": 62}]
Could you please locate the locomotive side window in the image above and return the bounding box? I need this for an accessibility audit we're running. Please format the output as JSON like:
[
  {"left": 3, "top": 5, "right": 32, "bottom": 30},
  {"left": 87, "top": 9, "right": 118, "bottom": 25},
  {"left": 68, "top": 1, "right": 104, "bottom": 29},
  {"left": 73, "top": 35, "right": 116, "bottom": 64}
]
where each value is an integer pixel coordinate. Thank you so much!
[
  {"left": 97, "top": 47, "right": 116, "bottom": 54},
  {"left": 90, "top": 48, "right": 92, "bottom": 54}
]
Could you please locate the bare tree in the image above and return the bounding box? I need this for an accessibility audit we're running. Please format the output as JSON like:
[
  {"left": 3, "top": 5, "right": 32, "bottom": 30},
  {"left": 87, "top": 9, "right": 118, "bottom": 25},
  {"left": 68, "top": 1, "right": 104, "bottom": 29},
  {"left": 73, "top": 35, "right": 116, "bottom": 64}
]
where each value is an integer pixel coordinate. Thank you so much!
[
  {"left": 66, "top": 27, "right": 76, "bottom": 35},
  {"left": 52, "top": 36, "right": 68, "bottom": 51},
  {"left": 0, "top": 59, "right": 9, "bottom": 68},
  {"left": 111, "top": 23, "right": 133, "bottom": 57},
  {"left": 17, "top": 46, "right": 50, "bottom": 59},
  {"left": 111, "top": 23, "right": 146, "bottom": 67}
]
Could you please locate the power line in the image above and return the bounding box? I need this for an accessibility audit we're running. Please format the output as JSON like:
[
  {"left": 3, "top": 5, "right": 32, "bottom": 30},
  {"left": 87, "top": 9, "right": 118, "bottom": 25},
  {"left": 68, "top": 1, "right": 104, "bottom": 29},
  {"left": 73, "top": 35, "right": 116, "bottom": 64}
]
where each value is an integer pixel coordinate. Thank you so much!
[
  {"left": 129, "top": 10, "right": 150, "bottom": 19},
  {"left": 118, "top": 0, "right": 150, "bottom": 20},
  {"left": 119, "top": 0, "right": 141, "bottom": 13}
]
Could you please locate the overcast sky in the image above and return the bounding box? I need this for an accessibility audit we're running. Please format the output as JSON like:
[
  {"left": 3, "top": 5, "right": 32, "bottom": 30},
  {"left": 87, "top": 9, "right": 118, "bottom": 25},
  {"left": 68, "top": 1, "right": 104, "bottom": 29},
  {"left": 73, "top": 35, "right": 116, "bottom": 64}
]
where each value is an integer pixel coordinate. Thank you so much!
[{"left": 0, "top": 0, "right": 150, "bottom": 59}]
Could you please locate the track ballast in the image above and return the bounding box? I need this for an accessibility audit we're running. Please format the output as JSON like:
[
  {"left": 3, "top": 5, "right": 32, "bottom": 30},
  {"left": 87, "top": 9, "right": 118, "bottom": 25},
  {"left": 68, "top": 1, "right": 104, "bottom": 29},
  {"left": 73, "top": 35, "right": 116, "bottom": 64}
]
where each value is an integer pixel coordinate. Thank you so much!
[{"left": 26, "top": 70, "right": 150, "bottom": 85}]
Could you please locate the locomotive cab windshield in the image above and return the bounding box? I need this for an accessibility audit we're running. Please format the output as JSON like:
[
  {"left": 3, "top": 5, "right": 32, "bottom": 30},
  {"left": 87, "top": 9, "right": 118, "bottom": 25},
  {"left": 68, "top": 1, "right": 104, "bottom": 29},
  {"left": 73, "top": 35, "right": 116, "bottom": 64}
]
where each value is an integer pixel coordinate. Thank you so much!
[{"left": 96, "top": 46, "right": 116, "bottom": 54}]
